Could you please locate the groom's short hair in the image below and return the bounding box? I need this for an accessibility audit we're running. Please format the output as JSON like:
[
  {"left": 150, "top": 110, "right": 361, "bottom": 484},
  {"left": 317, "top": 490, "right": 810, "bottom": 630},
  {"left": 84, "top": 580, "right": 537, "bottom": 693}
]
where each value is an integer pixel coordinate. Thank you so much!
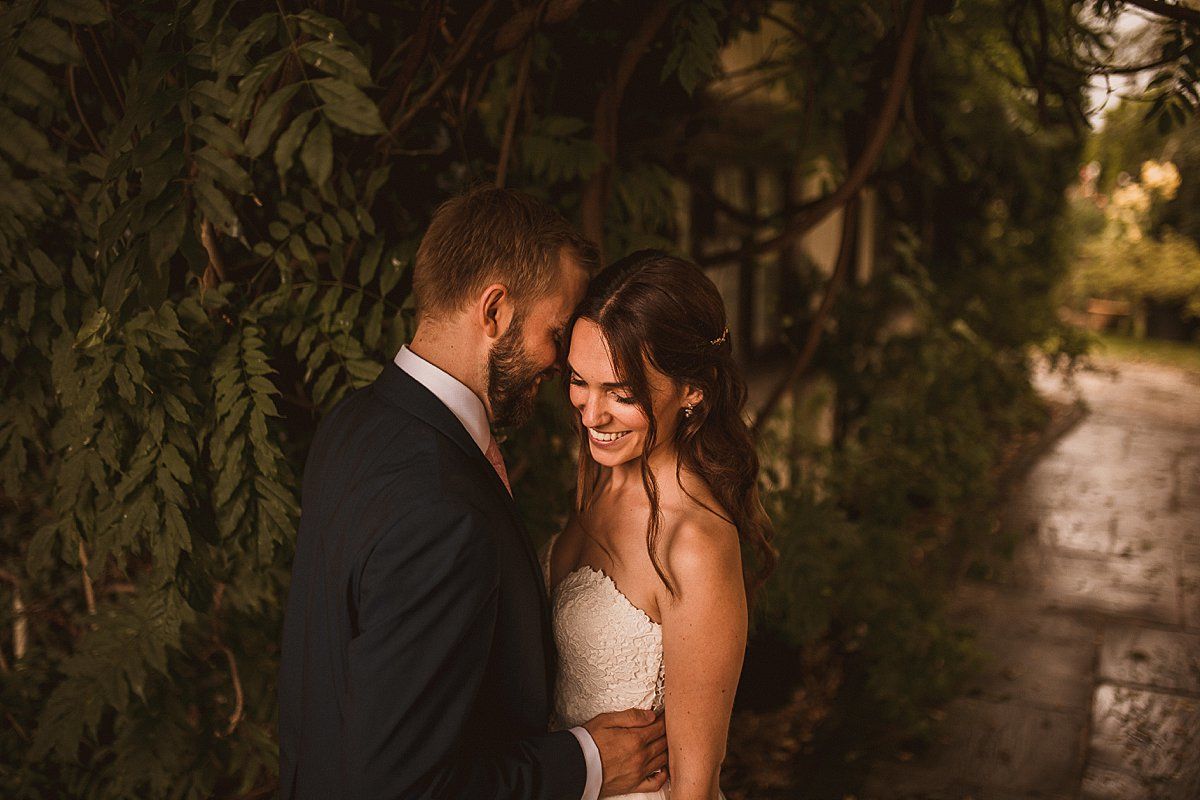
[{"left": 413, "top": 186, "right": 597, "bottom": 317}]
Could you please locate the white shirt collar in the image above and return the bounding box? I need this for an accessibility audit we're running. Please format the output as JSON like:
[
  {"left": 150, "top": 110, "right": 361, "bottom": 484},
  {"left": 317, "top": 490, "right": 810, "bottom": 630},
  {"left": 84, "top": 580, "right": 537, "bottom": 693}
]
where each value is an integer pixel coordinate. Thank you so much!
[{"left": 394, "top": 345, "right": 492, "bottom": 455}]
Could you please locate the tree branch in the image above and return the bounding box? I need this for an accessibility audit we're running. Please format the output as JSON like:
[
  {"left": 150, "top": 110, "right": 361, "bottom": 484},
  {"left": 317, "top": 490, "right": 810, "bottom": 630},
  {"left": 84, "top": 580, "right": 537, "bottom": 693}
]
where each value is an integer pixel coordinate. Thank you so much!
[
  {"left": 377, "top": 1, "right": 445, "bottom": 124},
  {"left": 751, "top": 196, "right": 860, "bottom": 435},
  {"left": 496, "top": 36, "right": 536, "bottom": 188},
  {"left": 1122, "top": 0, "right": 1200, "bottom": 27},
  {"left": 464, "top": 59, "right": 496, "bottom": 121},
  {"left": 0, "top": 567, "right": 11, "bottom": 672},
  {"left": 210, "top": 583, "right": 244, "bottom": 738},
  {"left": 762, "top": 10, "right": 806, "bottom": 42},
  {"left": 494, "top": 0, "right": 585, "bottom": 51},
  {"left": 67, "top": 66, "right": 103, "bottom": 151},
  {"left": 4, "top": 711, "right": 28, "bottom": 742},
  {"left": 689, "top": 178, "right": 778, "bottom": 228},
  {"left": 697, "top": 0, "right": 927, "bottom": 266},
  {"left": 73, "top": 25, "right": 120, "bottom": 118},
  {"left": 1084, "top": 53, "right": 1178, "bottom": 74},
  {"left": 200, "top": 218, "right": 228, "bottom": 289},
  {"left": 580, "top": 0, "right": 674, "bottom": 253},
  {"left": 12, "top": 598, "right": 28, "bottom": 661},
  {"left": 5, "top": 578, "right": 27, "bottom": 661},
  {"left": 78, "top": 540, "right": 96, "bottom": 615},
  {"left": 215, "top": 643, "right": 245, "bottom": 737},
  {"left": 87, "top": 25, "right": 125, "bottom": 114},
  {"left": 384, "top": 0, "right": 501, "bottom": 140}
]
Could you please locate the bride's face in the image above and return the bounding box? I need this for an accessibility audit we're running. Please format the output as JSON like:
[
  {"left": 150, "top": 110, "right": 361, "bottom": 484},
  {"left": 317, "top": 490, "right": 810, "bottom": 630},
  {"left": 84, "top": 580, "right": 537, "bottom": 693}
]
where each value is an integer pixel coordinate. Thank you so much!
[{"left": 566, "top": 318, "right": 692, "bottom": 468}]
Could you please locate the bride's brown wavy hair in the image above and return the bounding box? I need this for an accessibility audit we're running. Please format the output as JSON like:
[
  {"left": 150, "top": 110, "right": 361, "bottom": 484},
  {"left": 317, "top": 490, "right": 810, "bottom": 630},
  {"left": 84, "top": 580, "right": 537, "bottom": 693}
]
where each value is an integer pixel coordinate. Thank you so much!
[{"left": 565, "top": 250, "right": 776, "bottom": 601}]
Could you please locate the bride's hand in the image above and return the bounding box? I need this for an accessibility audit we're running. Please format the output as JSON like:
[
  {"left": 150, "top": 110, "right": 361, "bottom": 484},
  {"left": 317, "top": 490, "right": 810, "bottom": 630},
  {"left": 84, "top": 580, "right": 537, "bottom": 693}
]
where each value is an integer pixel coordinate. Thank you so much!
[{"left": 584, "top": 708, "right": 669, "bottom": 796}]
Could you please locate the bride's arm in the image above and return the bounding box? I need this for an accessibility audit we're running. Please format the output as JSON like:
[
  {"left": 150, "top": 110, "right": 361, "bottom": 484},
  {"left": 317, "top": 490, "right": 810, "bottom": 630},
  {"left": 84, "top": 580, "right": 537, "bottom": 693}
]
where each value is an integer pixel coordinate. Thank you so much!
[{"left": 659, "top": 521, "right": 747, "bottom": 800}]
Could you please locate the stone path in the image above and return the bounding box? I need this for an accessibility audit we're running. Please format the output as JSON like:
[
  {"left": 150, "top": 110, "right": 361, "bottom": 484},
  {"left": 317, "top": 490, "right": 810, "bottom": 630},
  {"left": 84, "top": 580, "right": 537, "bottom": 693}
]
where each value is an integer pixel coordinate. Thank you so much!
[{"left": 862, "top": 357, "right": 1200, "bottom": 800}]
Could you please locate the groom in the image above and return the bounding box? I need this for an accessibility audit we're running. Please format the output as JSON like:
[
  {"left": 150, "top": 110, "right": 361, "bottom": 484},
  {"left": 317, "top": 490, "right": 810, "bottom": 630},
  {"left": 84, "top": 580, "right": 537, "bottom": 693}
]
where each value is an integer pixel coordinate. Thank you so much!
[{"left": 278, "top": 187, "right": 668, "bottom": 799}]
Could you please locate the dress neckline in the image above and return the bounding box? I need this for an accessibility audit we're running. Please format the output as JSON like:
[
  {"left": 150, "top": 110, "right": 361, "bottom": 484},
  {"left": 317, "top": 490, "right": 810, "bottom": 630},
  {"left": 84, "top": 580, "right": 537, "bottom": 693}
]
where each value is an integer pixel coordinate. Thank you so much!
[
  {"left": 557, "top": 564, "right": 663, "bottom": 629},
  {"left": 544, "top": 533, "right": 663, "bottom": 628}
]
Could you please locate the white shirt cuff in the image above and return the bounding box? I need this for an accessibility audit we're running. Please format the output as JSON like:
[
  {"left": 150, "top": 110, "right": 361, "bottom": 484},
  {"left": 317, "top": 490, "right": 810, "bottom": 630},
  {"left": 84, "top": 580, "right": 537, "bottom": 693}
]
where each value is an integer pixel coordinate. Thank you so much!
[{"left": 568, "top": 726, "right": 603, "bottom": 800}]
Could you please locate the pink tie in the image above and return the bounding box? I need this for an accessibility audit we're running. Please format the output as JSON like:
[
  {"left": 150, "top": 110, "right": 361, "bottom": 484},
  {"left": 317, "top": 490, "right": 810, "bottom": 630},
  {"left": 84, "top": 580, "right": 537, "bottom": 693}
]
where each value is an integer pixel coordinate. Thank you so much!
[{"left": 484, "top": 437, "right": 512, "bottom": 495}]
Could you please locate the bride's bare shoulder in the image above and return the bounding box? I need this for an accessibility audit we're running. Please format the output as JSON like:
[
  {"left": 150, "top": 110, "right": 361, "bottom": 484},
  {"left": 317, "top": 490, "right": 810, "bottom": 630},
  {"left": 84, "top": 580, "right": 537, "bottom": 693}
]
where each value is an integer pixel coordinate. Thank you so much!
[{"left": 660, "top": 490, "right": 742, "bottom": 598}]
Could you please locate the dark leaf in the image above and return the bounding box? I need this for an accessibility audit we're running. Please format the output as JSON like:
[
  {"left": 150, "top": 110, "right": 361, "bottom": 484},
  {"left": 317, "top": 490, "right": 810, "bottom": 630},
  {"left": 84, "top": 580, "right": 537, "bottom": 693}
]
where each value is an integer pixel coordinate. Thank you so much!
[
  {"left": 300, "top": 117, "right": 333, "bottom": 187},
  {"left": 19, "top": 18, "right": 81, "bottom": 65},
  {"left": 312, "top": 78, "right": 385, "bottom": 134},
  {"left": 298, "top": 40, "right": 373, "bottom": 86},
  {"left": 274, "top": 108, "right": 315, "bottom": 183},
  {"left": 194, "top": 178, "right": 239, "bottom": 235},
  {"left": 244, "top": 83, "right": 303, "bottom": 158},
  {"left": 45, "top": 0, "right": 108, "bottom": 25}
]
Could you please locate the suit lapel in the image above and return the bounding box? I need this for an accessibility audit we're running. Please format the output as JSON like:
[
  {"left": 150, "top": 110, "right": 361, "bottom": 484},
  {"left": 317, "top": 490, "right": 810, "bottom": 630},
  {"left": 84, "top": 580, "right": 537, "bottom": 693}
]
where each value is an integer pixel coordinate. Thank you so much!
[{"left": 371, "top": 362, "right": 552, "bottom": 615}]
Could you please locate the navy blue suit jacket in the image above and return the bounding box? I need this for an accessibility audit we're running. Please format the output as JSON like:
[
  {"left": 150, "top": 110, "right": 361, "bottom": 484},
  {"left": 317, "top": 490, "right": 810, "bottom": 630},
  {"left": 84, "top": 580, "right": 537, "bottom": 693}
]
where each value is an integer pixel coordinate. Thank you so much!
[{"left": 278, "top": 361, "right": 585, "bottom": 799}]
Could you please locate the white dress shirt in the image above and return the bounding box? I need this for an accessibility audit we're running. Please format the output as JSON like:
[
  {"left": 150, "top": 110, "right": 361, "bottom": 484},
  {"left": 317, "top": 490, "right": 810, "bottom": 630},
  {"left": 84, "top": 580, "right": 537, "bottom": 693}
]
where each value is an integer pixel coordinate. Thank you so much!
[{"left": 394, "top": 346, "right": 603, "bottom": 800}]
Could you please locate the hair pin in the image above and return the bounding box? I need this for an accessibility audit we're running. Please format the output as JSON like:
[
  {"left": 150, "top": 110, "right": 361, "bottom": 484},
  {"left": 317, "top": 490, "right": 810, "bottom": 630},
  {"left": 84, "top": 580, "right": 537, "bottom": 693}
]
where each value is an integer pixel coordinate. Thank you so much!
[{"left": 709, "top": 327, "right": 729, "bottom": 347}]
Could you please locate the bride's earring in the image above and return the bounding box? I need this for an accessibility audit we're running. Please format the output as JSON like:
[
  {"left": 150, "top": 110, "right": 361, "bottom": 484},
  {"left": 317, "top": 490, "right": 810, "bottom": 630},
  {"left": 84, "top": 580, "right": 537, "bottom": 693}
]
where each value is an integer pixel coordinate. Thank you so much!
[{"left": 683, "top": 403, "right": 695, "bottom": 419}]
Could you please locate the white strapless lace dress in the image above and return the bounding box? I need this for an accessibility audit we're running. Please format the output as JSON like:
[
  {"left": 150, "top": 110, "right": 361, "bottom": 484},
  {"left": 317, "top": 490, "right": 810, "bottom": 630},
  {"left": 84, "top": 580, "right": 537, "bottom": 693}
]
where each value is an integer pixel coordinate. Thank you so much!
[{"left": 541, "top": 535, "right": 726, "bottom": 800}]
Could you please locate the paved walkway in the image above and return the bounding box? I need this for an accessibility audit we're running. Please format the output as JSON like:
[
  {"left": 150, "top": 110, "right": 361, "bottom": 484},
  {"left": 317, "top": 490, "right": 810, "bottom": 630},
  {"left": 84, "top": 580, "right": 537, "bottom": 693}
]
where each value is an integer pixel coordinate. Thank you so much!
[{"left": 862, "top": 357, "right": 1200, "bottom": 800}]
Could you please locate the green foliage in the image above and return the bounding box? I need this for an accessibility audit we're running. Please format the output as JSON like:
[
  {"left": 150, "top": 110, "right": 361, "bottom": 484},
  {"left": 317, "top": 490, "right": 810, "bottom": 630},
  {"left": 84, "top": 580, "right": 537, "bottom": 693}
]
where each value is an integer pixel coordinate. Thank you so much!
[
  {"left": 757, "top": 248, "right": 1052, "bottom": 737},
  {"left": 608, "top": 162, "right": 681, "bottom": 256},
  {"left": 1093, "top": 330, "right": 1200, "bottom": 372},
  {"left": 521, "top": 116, "right": 604, "bottom": 183},
  {"left": 1143, "top": 28, "right": 1200, "bottom": 133},
  {"left": 0, "top": 2, "right": 432, "bottom": 795},
  {"left": 1076, "top": 229, "right": 1200, "bottom": 317},
  {"left": 1071, "top": 106, "right": 1200, "bottom": 322},
  {"left": 662, "top": 0, "right": 727, "bottom": 96},
  {"left": 1075, "top": 105, "right": 1200, "bottom": 322},
  {"left": 32, "top": 590, "right": 194, "bottom": 764}
]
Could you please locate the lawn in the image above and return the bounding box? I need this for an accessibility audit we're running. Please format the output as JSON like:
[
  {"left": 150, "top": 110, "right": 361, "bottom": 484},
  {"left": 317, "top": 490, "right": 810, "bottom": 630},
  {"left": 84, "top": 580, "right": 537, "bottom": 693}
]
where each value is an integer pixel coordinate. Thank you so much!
[{"left": 1092, "top": 332, "right": 1200, "bottom": 374}]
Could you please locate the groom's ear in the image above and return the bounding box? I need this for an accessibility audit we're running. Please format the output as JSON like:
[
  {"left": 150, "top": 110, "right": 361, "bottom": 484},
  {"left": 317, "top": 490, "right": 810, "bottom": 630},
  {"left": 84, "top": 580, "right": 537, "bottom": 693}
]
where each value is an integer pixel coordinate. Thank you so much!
[{"left": 477, "top": 282, "right": 513, "bottom": 340}]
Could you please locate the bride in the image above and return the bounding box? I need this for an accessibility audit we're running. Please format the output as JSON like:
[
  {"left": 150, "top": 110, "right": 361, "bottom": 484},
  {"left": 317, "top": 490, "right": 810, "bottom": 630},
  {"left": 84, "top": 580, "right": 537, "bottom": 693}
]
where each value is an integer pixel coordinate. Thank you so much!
[{"left": 543, "top": 250, "right": 776, "bottom": 800}]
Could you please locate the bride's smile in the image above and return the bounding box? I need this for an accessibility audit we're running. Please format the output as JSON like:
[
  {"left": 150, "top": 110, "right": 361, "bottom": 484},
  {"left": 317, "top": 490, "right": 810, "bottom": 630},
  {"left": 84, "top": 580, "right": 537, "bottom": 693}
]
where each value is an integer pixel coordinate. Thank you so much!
[{"left": 588, "top": 428, "right": 632, "bottom": 445}]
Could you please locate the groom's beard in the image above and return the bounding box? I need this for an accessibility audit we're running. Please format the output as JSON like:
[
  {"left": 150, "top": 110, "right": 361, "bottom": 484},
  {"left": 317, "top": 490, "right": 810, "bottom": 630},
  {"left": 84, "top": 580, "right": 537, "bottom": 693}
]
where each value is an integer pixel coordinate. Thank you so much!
[{"left": 486, "top": 315, "right": 543, "bottom": 429}]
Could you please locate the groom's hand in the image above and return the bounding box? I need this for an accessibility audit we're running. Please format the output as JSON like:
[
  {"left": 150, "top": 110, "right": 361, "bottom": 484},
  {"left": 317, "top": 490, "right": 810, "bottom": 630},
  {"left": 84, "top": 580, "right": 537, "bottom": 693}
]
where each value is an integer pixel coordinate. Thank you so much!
[{"left": 583, "top": 708, "right": 668, "bottom": 797}]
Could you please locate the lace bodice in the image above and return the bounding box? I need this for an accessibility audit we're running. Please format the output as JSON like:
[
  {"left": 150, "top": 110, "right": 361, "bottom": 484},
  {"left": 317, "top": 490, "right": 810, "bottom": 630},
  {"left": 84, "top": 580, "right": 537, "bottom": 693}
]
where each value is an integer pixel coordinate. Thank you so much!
[
  {"left": 541, "top": 536, "right": 665, "bottom": 730},
  {"left": 541, "top": 534, "right": 729, "bottom": 800}
]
